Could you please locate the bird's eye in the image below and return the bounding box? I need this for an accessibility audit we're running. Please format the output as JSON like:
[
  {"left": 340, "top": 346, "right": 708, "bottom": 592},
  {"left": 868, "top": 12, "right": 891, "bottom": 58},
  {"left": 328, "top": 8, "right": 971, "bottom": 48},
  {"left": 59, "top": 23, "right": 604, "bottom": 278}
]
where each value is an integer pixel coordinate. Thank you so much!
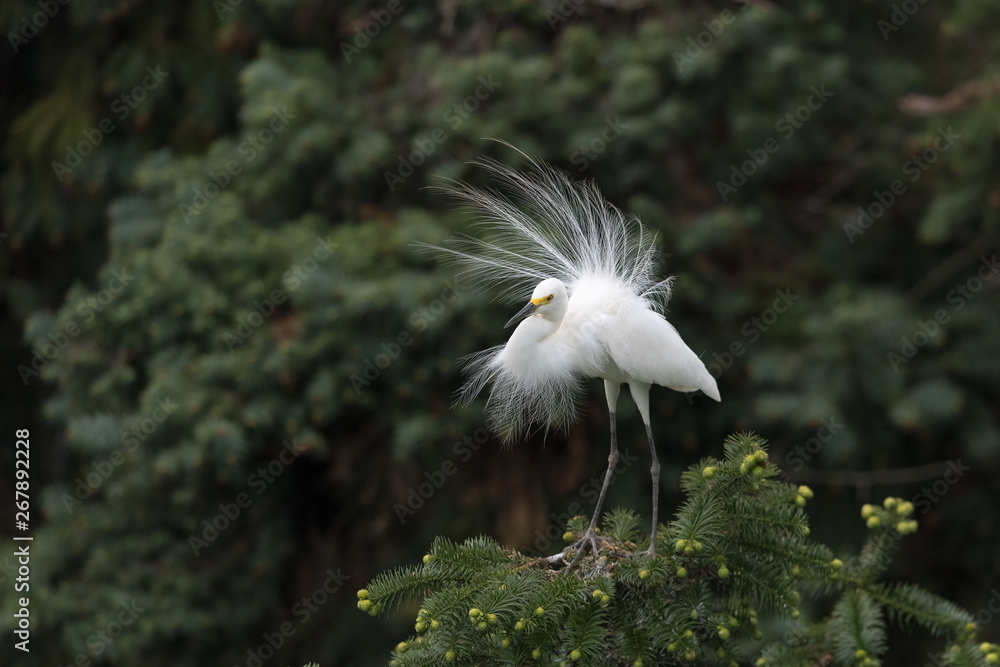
[{"left": 546, "top": 295, "right": 554, "bottom": 302}]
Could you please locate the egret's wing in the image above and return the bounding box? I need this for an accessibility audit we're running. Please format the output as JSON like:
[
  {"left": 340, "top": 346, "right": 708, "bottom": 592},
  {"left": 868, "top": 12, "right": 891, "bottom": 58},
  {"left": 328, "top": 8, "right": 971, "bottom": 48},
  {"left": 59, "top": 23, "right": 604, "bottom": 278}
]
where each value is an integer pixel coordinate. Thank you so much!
[{"left": 603, "top": 308, "right": 720, "bottom": 401}]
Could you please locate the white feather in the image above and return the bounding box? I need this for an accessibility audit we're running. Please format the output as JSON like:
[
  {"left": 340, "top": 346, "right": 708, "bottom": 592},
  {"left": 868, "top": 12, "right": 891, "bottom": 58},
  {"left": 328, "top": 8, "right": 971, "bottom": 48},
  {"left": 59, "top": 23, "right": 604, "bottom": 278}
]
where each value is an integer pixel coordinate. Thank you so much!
[{"left": 427, "top": 145, "right": 719, "bottom": 441}]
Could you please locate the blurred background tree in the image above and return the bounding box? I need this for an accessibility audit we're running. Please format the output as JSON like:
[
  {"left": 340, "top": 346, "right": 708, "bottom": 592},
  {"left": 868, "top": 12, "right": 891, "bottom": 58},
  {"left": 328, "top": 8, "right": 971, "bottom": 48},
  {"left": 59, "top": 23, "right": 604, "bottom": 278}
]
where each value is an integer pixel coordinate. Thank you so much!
[{"left": 0, "top": 0, "right": 998, "bottom": 665}]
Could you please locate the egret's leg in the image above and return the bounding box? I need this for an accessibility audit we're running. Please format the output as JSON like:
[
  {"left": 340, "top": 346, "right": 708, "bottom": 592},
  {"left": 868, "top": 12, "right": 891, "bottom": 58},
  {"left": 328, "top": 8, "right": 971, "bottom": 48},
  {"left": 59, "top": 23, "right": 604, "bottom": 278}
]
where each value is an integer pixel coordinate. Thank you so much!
[
  {"left": 590, "top": 409, "right": 619, "bottom": 532},
  {"left": 589, "top": 379, "right": 621, "bottom": 530},
  {"left": 645, "top": 423, "right": 660, "bottom": 557},
  {"left": 629, "top": 382, "right": 659, "bottom": 557},
  {"left": 558, "top": 381, "right": 620, "bottom": 570}
]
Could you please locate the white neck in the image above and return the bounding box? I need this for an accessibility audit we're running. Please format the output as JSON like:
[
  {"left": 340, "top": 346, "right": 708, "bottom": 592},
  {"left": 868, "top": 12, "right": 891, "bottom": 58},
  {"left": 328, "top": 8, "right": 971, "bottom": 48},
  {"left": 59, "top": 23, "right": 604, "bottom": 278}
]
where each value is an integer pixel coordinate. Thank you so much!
[
  {"left": 503, "top": 314, "right": 561, "bottom": 375},
  {"left": 520, "top": 313, "right": 560, "bottom": 342}
]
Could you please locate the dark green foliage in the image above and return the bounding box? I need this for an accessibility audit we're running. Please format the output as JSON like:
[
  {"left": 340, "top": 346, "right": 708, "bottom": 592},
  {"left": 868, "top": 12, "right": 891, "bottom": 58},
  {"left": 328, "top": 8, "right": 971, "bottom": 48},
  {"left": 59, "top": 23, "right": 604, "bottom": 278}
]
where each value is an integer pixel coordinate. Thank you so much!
[
  {"left": 868, "top": 582, "right": 975, "bottom": 638},
  {"left": 829, "top": 592, "right": 887, "bottom": 664},
  {"left": 2, "top": 1, "right": 999, "bottom": 665},
  {"left": 358, "top": 434, "right": 987, "bottom": 666}
]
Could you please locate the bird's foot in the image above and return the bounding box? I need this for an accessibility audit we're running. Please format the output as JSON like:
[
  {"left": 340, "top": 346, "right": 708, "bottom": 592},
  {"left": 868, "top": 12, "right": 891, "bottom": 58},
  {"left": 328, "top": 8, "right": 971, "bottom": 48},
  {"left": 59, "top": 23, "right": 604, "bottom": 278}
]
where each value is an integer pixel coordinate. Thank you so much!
[
  {"left": 626, "top": 541, "right": 656, "bottom": 560},
  {"left": 545, "top": 529, "right": 610, "bottom": 571}
]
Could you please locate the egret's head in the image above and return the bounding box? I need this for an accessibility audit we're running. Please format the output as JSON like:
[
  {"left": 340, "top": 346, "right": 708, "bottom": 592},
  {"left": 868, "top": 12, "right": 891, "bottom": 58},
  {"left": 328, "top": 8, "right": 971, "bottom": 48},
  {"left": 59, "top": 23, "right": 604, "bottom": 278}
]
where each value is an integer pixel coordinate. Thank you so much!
[{"left": 505, "top": 278, "right": 567, "bottom": 328}]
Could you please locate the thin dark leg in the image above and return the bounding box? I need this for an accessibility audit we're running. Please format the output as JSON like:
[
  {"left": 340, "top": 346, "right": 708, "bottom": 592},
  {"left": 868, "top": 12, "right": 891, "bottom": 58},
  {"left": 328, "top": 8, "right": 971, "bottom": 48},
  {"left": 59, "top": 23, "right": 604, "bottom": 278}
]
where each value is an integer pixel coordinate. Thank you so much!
[
  {"left": 589, "top": 410, "right": 618, "bottom": 533},
  {"left": 563, "top": 411, "right": 618, "bottom": 570},
  {"left": 646, "top": 423, "right": 660, "bottom": 557}
]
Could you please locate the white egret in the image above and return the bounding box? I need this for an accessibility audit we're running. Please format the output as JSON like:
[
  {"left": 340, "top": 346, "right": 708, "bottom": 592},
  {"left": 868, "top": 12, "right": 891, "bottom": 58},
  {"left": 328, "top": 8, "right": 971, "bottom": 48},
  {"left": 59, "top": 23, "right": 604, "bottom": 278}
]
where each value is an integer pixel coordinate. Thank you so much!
[{"left": 430, "top": 145, "right": 720, "bottom": 564}]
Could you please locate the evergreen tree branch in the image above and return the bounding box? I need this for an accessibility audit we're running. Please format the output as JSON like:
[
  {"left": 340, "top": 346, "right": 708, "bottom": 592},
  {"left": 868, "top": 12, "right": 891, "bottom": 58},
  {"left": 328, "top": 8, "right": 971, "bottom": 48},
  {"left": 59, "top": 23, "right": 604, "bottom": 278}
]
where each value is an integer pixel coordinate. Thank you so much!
[{"left": 355, "top": 433, "right": 984, "bottom": 666}]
